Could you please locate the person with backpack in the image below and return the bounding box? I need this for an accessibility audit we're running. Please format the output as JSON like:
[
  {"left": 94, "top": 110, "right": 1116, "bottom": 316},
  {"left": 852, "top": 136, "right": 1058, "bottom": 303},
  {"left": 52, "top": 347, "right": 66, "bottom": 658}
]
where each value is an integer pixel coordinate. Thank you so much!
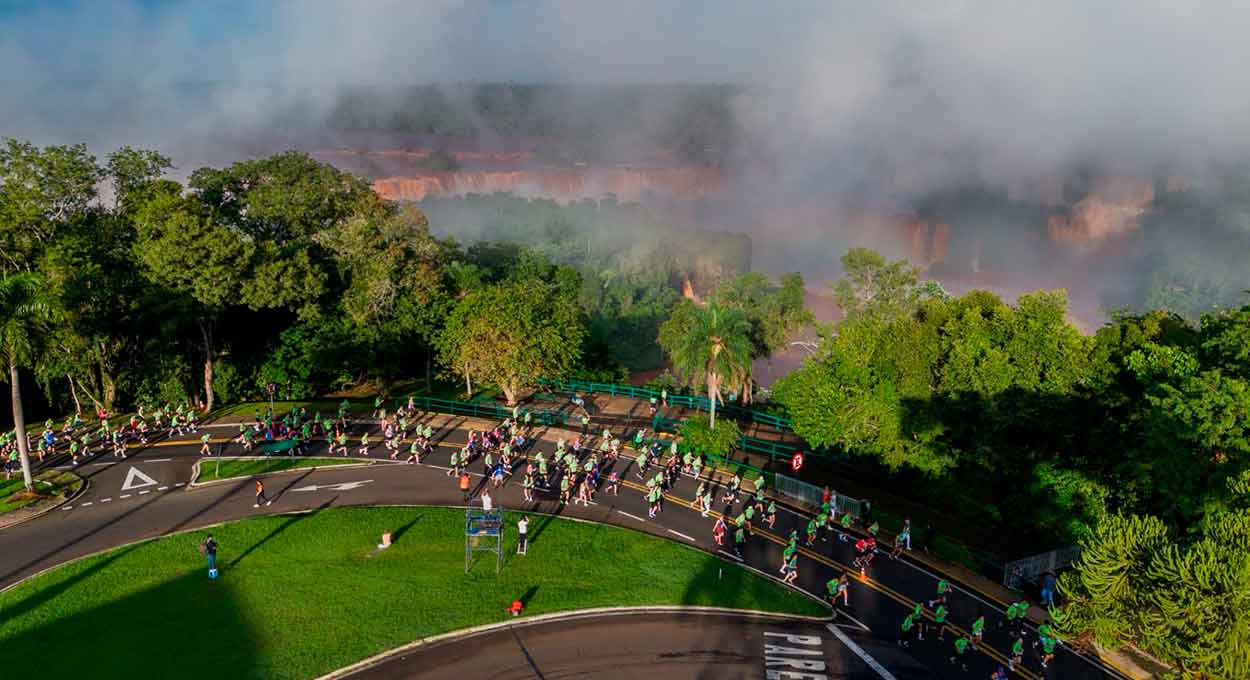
[{"left": 200, "top": 534, "right": 219, "bottom": 580}]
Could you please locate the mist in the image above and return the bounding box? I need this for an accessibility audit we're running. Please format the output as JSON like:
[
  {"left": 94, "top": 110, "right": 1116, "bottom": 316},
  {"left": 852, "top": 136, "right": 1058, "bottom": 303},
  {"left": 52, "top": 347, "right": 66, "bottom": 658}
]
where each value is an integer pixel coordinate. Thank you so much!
[{"left": 4, "top": 1, "right": 1250, "bottom": 320}]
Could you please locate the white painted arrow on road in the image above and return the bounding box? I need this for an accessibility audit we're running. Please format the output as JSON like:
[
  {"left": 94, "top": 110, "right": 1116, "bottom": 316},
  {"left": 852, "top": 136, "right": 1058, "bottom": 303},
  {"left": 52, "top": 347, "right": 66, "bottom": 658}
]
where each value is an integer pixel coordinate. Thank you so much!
[{"left": 290, "top": 480, "right": 375, "bottom": 493}]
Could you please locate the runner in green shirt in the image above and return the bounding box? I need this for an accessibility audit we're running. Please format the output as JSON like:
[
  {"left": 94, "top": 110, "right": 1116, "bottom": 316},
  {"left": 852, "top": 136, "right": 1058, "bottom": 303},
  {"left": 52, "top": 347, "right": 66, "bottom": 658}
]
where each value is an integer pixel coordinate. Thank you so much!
[
  {"left": 732, "top": 526, "right": 746, "bottom": 557},
  {"left": 928, "top": 579, "right": 950, "bottom": 608},
  {"left": 1040, "top": 635, "right": 1057, "bottom": 668},
  {"left": 336, "top": 432, "right": 348, "bottom": 456},
  {"left": 971, "top": 615, "right": 985, "bottom": 646},
  {"left": 934, "top": 604, "right": 949, "bottom": 640},
  {"left": 950, "top": 636, "right": 970, "bottom": 670},
  {"left": 765, "top": 500, "right": 777, "bottom": 529},
  {"left": 358, "top": 432, "right": 370, "bottom": 456},
  {"left": 898, "top": 614, "right": 915, "bottom": 647},
  {"left": 1009, "top": 637, "right": 1024, "bottom": 671}
]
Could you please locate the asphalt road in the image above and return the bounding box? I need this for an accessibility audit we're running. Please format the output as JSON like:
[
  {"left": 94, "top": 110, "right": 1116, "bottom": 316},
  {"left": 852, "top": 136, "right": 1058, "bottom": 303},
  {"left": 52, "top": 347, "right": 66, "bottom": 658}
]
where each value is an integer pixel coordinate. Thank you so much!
[
  {"left": 348, "top": 611, "right": 934, "bottom": 680},
  {"left": 1, "top": 413, "right": 1126, "bottom": 680}
]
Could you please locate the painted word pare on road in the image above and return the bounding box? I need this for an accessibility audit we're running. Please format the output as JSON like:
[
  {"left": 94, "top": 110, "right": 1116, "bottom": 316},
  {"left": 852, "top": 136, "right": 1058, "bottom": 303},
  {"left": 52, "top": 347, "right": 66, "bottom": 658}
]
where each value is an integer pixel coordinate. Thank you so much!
[{"left": 763, "top": 631, "right": 829, "bottom": 680}]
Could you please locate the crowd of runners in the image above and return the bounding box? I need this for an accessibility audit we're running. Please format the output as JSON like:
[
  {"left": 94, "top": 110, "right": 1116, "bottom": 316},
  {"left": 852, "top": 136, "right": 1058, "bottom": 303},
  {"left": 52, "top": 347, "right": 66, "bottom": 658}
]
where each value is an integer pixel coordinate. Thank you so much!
[{"left": 10, "top": 391, "right": 1062, "bottom": 677}]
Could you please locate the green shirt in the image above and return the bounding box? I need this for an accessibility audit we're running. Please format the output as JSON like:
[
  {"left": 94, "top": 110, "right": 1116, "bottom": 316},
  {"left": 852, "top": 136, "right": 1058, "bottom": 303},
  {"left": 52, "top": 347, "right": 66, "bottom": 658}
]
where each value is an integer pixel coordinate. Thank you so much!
[
  {"left": 954, "top": 637, "right": 969, "bottom": 654},
  {"left": 1042, "top": 637, "right": 1057, "bottom": 654},
  {"left": 842, "top": 514, "right": 853, "bottom": 528},
  {"left": 1011, "top": 639, "right": 1024, "bottom": 655},
  {"left": 826, "top": 578, "right": 837, "bottom": 595},
  {"left": 901, "top": 615, "right": 914, "bottom": 632},
  {"left": 934, "top": 605, "right": 947, "bottom": 623},
  {"left": 936, "top": 579, "right": 950, "bottom": 595},
  {"left": 971, "top": 617, "right": 985, "bottom": 634}
]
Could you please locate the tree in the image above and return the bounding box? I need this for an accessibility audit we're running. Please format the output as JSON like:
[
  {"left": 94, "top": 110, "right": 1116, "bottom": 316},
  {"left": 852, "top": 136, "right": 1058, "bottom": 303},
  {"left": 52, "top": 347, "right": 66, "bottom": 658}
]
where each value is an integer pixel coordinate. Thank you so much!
[
  {"left": 0, "top": 139, "right": 102, "bottom": 273},
  {"left": 831, "top": 247, "right": 925, "bottom": 320},
  {"left": 0, "top": 274, "right": 54, "bottom": 491},
  {"left": 658, "top": 301, "right": 752, "bottom": 428},
  {"left": 680, "top": 414, "right": 741, "bottom": 458},
  {"left": 436, "top": 277, "right": 585, "bottom": 405}
]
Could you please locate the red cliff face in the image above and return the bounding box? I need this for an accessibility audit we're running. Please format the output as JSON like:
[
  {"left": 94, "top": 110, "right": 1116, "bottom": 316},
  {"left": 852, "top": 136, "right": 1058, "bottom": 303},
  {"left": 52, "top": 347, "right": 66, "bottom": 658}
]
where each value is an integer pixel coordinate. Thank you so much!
[{"left": 371, "top": 167, "right": 725, "bottom": 203}]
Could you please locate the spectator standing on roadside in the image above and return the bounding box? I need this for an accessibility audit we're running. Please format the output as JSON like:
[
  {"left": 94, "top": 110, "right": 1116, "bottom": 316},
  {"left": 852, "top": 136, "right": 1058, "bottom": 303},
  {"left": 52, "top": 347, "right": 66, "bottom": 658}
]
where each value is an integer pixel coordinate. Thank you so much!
[
  {"left": 517, "top": 515, "right": 529, "bottom": 554},
  {"left": 200, "top": 533, "right": 219, "bottom": 580}
]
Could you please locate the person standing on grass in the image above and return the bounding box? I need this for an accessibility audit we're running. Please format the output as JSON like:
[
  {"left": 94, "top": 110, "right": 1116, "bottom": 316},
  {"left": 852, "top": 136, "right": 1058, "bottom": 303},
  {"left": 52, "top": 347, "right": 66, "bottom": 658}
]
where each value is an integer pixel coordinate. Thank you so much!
[
  {"left": 517, "top": 515, "right": 529, "bottom": 554},
  {"left": 254, "top": 479, "right": 272, "bottom": 508},
  {"left": 481, "top": 489, "right": 493, "bottom": 511},
  {"left": 200, "top": 533, "right": 219, "bottom": 580}
]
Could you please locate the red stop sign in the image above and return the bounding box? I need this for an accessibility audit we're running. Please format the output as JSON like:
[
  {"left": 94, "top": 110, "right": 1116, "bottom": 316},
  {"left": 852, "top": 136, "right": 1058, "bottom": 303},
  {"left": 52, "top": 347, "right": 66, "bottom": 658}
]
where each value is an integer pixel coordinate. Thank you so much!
[{"left": 790, "top": 452, "right": 804, "bottom": 472}]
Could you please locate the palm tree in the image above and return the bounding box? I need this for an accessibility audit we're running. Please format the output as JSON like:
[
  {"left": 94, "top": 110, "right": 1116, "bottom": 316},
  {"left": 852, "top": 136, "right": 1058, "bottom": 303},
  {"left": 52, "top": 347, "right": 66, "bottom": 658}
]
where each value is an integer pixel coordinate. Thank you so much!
[
  {"left": 662, "top": 302, "right": 752, "bottom": 429},
  {"left": 0, "top": 274, "right": 53, "bottom": 492}
]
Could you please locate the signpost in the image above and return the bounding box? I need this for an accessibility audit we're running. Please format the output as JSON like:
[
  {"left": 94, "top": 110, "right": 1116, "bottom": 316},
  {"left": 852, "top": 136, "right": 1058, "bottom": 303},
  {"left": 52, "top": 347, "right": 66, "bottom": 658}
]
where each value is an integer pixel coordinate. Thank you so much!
[
  {"left": 465, "top": 506, "right": 504, "bottom": 574},
  {"left": 266, "top": 382, "right": 277, "bottom": 414},
  {"left": 790, "top": 451, "right": 804, "bottom": 473}
]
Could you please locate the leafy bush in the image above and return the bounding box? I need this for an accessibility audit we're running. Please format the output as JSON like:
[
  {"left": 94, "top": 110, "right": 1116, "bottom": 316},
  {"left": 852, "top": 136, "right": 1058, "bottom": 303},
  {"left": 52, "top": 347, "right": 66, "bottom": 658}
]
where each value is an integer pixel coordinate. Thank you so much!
[{"left": 680, "top": 414, "right": 741, "bottom": 457}]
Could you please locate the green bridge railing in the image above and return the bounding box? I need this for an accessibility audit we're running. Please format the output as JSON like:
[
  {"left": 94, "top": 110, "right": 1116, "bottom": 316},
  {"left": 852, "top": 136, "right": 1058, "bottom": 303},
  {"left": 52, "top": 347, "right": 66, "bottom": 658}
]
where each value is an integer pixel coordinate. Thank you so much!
[{"left": 536, "top": 378, "right": 793, "bottom": 431}]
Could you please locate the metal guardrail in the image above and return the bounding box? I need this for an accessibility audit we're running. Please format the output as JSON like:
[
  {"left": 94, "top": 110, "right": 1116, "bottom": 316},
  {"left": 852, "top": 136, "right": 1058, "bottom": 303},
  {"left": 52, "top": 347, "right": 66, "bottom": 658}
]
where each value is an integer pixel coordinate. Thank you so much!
[
  {"left": 1003, "top": 546, "right": 1081, "bottom": 589},
  {"left": 538, "top": 378, "right": 792, "bottom": 431},
  {"left": 773, "top": 473, "right": 863, "bottom": 518}
]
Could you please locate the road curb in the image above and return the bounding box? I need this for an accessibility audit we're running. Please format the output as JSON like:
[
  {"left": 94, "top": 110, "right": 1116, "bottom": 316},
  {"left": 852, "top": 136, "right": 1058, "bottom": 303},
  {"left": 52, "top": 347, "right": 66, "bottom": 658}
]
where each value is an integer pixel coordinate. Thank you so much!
[
  {"left": 318, "top": 606, "right": 832, "bottom": 680},
  {"left": 187, "top": 458, "right": 400, "bottom": 489},
  {"left": 0, "top": 472, "right": 88, "bottom": 532}
]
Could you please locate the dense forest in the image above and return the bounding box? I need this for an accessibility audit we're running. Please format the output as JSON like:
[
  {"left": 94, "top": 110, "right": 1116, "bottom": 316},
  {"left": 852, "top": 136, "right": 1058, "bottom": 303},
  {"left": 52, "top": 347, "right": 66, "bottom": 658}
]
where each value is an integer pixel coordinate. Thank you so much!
[
  {"left": 776, "top": 248, "right": 1250, "bottom": 676},
  {"left": 0, "top": 138, "right": 764, "bottom": 422}
]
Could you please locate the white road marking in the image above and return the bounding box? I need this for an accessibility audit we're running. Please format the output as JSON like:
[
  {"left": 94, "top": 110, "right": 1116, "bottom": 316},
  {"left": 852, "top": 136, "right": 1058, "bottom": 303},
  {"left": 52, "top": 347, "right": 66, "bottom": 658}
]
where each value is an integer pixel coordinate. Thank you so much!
[
  {"left": 826, "top": 623, "right": 898, "bottom": 680},
  {"left": 101, "top": 498, "right": 112, "bottom": 503},
  {"left": 121, "top": 466, "right": 159, "bottom": 491},
  {"left": 80, "top": 502, "right": 93, "bottom": 506},
  {"left": 717, "top": 549, "right": 744, "bottom": 562},
  {"left": 157, "top": 486, "right": 168, "bottom": 491},
  {"left": 833, "top": 610, "right": 872, "bottom": 633},
  {"left": 138, "top": 490, "right": 151, "bottom": 495},
  {"left": 146, "top": 458, "right": 172, "bottom": 463},
  {"left": 667, "top": 529, "right": 696, "bottom": 542},
  {"left": 616, "top": 510, "right": 646, "bottom": 522},
  {"left": 62, "top": 506, "right": 72, "bottom": 510},
  {"left": 120, "top": 494, "right": 131, "bottom": 499},
  {"left": 173, "top": 482, "right": 184, "bottom": 487},
  {"left": 290, "top": 480, "right": 375, "bottom": 493}
]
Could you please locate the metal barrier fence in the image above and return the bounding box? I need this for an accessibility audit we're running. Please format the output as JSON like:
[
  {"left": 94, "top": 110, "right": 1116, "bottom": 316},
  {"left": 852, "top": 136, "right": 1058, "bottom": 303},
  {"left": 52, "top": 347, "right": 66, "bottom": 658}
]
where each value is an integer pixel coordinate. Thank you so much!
[
  {"left": 773, "top": 473, "right": 863, "bottom": 519},
  {"left": 1003, "top": 546, "right": 1081, "bottom": 589},
  {"left": 538, "top": 378, "right": 792, "bottom": 431}
]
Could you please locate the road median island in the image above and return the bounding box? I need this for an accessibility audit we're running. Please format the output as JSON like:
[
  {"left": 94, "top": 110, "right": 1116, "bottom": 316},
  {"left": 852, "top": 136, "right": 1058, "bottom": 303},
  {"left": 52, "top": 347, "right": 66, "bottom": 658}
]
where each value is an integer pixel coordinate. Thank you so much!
[
  {"left": 190, "top": 456, "right": 380, "bottom": 485},
  {"left": 0, "top": 469, "right": 85, "bottom": 529},
  {"left": 0, "top": 505, "right": 827, "bottom": 680}
]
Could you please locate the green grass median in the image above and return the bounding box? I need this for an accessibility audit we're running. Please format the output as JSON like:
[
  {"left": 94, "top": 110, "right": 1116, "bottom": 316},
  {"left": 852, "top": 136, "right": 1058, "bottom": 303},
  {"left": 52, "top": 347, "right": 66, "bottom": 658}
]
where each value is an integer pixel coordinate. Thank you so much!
[
  {"left": 194, "top": 456, "right": 361, "bottom": 483},
  {"left": 0, "top": 469, "right": 82, "bottom": 514},
  {"left": 0, "top": 506, "right": 826, "bottom": 679}
]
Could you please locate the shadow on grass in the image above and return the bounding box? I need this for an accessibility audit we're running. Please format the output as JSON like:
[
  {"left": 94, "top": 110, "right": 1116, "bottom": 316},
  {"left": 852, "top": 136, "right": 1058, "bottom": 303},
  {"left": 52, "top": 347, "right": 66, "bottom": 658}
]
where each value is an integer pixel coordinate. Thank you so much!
[
  {"left": 1, "top": 565, "right": 263, "bottom": 679},
  {"left": 228, "top": 498, "right": 335, "bottom": 568},
  {"left": 391, "top": 512, "right": 424, "bottom": 544}
]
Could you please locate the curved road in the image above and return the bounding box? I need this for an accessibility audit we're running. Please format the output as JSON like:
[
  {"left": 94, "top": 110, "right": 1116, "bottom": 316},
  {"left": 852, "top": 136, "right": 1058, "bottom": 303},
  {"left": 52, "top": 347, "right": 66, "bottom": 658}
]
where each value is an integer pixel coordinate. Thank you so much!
[{"left": 1, "top": 413, "right": 1126, "bottom": 680}]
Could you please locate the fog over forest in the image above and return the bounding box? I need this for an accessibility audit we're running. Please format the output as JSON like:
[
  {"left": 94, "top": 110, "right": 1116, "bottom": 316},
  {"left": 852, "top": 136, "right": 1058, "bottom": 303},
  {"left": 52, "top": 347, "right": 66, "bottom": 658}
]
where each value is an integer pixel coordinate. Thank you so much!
[{"left": 4, "top": 1, "right": 1250, "bottom": 319}]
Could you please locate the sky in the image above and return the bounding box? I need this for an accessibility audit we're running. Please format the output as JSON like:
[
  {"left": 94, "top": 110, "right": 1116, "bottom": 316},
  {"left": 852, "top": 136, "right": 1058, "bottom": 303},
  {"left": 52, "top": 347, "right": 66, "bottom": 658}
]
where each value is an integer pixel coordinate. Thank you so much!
[{"left": 3, "top": 0, "right": 1250, "bottom": 307}]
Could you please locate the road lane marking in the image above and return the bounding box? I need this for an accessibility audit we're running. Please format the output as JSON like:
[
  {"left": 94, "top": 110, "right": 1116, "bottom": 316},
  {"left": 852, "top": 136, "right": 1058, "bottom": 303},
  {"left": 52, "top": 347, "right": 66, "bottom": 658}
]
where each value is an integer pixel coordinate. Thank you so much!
[
  {"left": 826, "top": 623, "right": 898, "bottom": 680},
  {"left": 80, "top": 502, "right": 92, "bottom": 506},
  {"left": 138, "top": 490, "right": 151, "bottom": 495},
  {"left": 717, "top": 549, "right": 744, "bottom": 562},
  {"left": 157, "top": 486, "right": 168, "bottom": 491},
  {"left": 666, "top": 529, "right": 696, "bottom": 542},
  {"left": 101, "top": 498, "right": 112, "bottom": 503},
  {"left": 61, "top": 506, "right": 72, "bottom": 510},
  {"left": 146, "top": 458, "right": 171, "bottom": 463},
  {"left": 120, "top": 494, "right": 131, "bottom": 499},
  {"left": 616, "top": 510, "right": 646, "bottom": 522},
  {"left": 121, "top": 466, "right": 159, "bottom": 491}
]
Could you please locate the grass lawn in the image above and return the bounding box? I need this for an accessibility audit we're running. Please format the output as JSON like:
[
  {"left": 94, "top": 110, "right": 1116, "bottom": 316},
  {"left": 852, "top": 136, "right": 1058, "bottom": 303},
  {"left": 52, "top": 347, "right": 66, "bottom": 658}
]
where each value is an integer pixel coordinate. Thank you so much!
[
  {"left": 195, "top": 457, "right": 362, "bottom": 483},
  {"left": 0, "top": 469, "right": 82, "bottom": 514},
  {"left": 0, "top": 506, "right": 826, "bottom": 679}
]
